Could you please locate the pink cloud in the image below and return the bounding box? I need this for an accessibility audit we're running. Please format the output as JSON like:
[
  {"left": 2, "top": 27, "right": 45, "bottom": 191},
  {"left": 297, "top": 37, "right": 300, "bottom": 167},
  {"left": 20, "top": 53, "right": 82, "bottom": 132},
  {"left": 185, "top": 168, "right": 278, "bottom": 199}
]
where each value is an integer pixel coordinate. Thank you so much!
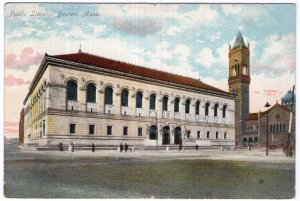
[
  {"left": 5, "top": 127, "right": 19, "bottom": 134},
  {"left": 263, "top": 89, "right": 278, "bottom": 96},
  {"left": 5, "top": 47, "right": 43, "bottom": 71},
  {"left": 5, "top": 75, "right": 31, "bottom": 87},
  {"left": 4, "top": 121, "right": 19, "bottom": 127}
]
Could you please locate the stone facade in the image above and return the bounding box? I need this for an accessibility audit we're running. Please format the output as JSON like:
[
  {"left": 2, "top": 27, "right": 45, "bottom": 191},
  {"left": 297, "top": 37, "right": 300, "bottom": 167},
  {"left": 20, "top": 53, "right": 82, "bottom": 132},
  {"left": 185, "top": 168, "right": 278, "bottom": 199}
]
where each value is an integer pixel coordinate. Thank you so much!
[
  {"left": 22, "top": 53, "right": 236, "bottom": 147},
  {"left": 243, "top": 104, "right": 295, "bottom": 149},
  {"left": 228, "top": 32, "right": 250, "bottom": 146}
]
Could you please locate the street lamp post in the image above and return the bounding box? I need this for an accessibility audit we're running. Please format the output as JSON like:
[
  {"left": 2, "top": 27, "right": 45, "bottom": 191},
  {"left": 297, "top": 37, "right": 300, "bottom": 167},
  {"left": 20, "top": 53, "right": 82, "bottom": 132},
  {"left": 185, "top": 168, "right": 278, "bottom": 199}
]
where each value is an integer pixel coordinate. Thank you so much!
[
  {"left": 155, "top": 111, "right": 158, "bottom": 151},
  {"left": 265, "top": 102, "right": 271, "bottom": 156}
]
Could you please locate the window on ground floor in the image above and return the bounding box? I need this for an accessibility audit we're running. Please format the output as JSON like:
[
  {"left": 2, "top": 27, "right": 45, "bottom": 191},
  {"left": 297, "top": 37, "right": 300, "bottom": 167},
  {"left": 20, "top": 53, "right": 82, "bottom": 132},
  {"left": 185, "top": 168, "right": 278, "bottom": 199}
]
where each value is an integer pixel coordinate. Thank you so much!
[
  {"left": 70, "top": 124, "right": 76, "bottom": 134},
  {"left": 107, "top": 126, "right": 112, "bottom": 135},
  {"left": 186, "top": 130, "right": 191, "bottom": 138},
  {"left": 216, "top": 132, "right": 218, "bottom": 139},
  {"left": 138, "top": 127, "right": 143, "bottom": 136},
  {"left": 197, "top": 131, "right": 200, "bottom": 138},
  {"left": 224, "top": 132, "right": 227, "bottom": 139},
  {"left": 89, "top": 125, "right": 95, "bottom": 135},
  {"left": 123, "top": 126, "right": 128, "bottom": 136},
  {"left": 207, "top": 131, "right": 210, "bottom": 139}
]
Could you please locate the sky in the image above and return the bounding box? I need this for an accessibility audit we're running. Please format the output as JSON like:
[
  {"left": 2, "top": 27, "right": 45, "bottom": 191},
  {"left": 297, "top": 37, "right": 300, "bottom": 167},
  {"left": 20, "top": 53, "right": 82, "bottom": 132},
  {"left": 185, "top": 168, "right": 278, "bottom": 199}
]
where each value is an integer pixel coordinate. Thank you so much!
[{"left": 4, "top": 3, "right": 296, "bottom": 138}]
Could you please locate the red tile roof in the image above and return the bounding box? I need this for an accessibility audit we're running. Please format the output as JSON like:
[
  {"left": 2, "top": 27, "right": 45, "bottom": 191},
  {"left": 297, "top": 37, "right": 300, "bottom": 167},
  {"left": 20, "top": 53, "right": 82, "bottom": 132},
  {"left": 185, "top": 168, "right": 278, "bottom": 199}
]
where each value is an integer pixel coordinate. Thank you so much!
[
  {"left": 248, "top": 113, "right": 258, "bottom": 120},
  {"left": 49, "top": 52, "right": 230, "bottom": 95}
]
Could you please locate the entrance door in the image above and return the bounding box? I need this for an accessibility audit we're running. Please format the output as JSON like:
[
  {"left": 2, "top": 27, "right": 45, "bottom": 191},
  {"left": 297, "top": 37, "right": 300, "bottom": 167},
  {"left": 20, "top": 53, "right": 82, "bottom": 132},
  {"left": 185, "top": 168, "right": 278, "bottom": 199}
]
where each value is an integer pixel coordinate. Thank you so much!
[
  {"left": 162, "top": 126, "right": 170, "bottom": 145},
  {"left": 174, "top": 127, "right": 181, "bottom": 144}
]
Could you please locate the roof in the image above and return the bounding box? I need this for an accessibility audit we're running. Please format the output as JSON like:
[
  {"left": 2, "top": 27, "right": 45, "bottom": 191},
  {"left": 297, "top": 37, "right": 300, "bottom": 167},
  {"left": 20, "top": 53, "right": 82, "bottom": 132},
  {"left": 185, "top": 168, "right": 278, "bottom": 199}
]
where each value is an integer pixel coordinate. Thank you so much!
[
  {"left": 48, "top": 52, "right": 230, "bottom": 95},
  {"left": 232, "top": 31, "right": 246, "bottom": 49},
  {"left": 248, "top": 113, "right": 258, "bottom": 121},
  {"left": 260, "top": 103, "right": 291, "bottom": 116}
]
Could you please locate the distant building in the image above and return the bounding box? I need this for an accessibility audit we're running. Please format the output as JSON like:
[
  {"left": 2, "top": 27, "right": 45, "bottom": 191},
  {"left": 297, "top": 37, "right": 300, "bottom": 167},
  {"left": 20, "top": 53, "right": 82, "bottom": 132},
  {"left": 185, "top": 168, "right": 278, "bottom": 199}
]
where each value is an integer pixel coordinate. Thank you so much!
[
  {"left": 228, "top": 32, "right": 295, "bottom": 149},
  {"left": 244, "top": 101, "right": 295, "bottom": 149},
  {"left": 21, "top": 49, "right": 236, "bottom": 147},
  {"left": 18, "top": 108, "right": 24, "bottom": 145}
]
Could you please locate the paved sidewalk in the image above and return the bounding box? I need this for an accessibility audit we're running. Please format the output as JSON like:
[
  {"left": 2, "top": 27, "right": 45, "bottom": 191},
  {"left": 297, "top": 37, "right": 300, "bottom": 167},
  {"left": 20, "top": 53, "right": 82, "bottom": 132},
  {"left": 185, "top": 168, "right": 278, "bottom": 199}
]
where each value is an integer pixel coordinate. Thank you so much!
[{"left": 17, "top": 146, "right": 295, "bottom": 163}]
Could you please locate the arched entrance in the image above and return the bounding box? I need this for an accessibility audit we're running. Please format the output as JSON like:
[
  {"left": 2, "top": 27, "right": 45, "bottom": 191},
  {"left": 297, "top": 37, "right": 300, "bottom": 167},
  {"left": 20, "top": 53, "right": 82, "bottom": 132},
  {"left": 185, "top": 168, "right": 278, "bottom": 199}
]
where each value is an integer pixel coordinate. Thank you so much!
[
  {"left": 254, "top": 137, "right": 258, "bottom": 145},
  {"left": 174, "top": 127, "right": 181, "bottom": 144},
  {"left": 162, "top": 126, "right": 170, "bottom": 145},
  {"left": 149, "top": 125, "right": 157, "bottom": 140},
  {"left": 243, "top": 137, "right": 248, "bottom": 147},
  {"left": 248, "top": 137, "right": 253, "bottom": 145}
]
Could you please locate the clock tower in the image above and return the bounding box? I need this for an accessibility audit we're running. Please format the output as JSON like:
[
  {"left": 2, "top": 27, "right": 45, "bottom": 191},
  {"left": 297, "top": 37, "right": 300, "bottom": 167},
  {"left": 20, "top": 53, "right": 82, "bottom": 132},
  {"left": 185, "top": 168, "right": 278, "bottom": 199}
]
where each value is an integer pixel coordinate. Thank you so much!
[{"left": 228, "top": 31, "right": 251, "bottom": 146}]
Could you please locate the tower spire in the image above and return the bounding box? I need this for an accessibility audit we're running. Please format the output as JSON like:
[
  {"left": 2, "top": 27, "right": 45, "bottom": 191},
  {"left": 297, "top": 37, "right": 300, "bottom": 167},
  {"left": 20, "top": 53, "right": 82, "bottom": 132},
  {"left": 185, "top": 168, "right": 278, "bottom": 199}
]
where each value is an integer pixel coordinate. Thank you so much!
[{"left": 233, "top": 31, "right": 246, "bottom": 49}]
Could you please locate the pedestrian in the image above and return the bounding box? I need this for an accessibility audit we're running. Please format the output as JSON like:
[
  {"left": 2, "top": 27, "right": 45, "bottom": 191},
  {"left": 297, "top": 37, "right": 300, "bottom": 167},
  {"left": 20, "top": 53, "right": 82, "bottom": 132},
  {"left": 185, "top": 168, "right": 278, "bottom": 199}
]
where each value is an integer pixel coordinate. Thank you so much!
[
  {"left": 120, "top": 143, "right": 123, "bottom": 152},
  {"left": 92, "top": 143, "right": 95, "bottom": 152},
  {"left": 179, "top": 143, "right": 182, "bottom": 151},
  {"left": 196, "top": 144, "right": 199, "bottom": 151},
  {"left": 71, "top": 143, "right": 74, "bottom": 152},
  {"left": 58, "top": 143, "right": 63, "bottom": 151},
  {"left": 125, "top": 143, "right": 128, "bottom": 152}
]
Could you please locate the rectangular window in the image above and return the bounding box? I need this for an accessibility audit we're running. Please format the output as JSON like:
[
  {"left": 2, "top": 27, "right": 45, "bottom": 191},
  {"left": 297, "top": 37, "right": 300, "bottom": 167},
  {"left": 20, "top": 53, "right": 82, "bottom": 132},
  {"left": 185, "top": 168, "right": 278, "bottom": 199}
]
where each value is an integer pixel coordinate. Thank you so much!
[
  {"left": 207, "top": 131, "right": 210, "bottom": 139},
  {"left": 216, "top": 132, "right": 218, "bottom": 139},
  {"left": 224, "top": 132, "right": 227, "bottom": 139},
  {"left": 123, "top": 126, "right": 128, "bottom": 136},
  {"left": 138, "top": 127, "right": 143, "bottom": 136},
  {"left": 107, "top": 126, "right": 112, "bottom": 135},
  {"left": 197, "top": 131, "right": 200, "bottom": 138},
  {"left": 70, "top": 124, "right": 76, "bottom": 134},
  {"left": 187, "top": 130, "right": 191, "bottom": 138},
  {"left": 89, "top": 125, "right": 95, "bottom": 135}
]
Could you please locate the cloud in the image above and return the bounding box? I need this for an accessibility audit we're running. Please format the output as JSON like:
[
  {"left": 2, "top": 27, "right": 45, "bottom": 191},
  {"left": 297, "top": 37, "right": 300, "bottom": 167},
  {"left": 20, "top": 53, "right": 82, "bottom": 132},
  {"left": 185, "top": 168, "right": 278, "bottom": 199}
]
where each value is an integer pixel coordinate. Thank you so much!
[
  {"left": 5, "top": 47, "right": 43, "bottom": 71},
  {"left": 112, "top": 17, "right": 162, "bottom": 35},
  {"left": 6, "top": 27, "right": 47, "bottom": 40},
  {"left": 210, "top": 32, "right": 221, "bottom": 42},
  {"left": 249, "top": 73, "right": 295, "bottom": 112},
  {"left": 67, "top": 26, "right": 86, "bottom": 38},
  {"left": 4, "top": 121, "right": 19, "bottom": 127},
  {"left": 166, "top": 26, "right": 182, "bottom": 36},
  {"left": 221, "top": 5, "right": 242, "bottom": 15},
  {"left": 98, "top": 4, "right": 219, "bottom": 35},
  {"left": 252, "top": 33, "right": 296, "bottom": 76},
  {"left": 196, "top": 48, "right": 218, "bottom": 68},
  {"left": 5, "top": 75, "right": 31, "bottom": 87},
  {"left": 263, "top": 89, "right": 279, "bottom": 96},
  {"left": 196, "top": 42, "right": 228, "bottom": 69},
  {"left": 90, "top": 24, "right": 107, "bottom": 34}
]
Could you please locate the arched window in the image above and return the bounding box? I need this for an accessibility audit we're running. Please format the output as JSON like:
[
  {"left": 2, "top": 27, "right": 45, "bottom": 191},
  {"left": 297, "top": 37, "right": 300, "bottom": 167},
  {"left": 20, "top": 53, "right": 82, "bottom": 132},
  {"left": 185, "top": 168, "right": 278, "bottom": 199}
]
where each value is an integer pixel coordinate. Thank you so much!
[
  {"left": 136, "top": 91, "right": 143, "bottom": 108},
  {"left": 86, "top": 83, "right": 96, "bottom": 103},
  {"left": 195, "top": 101, "right": 200, "bottom": 115},
  {"left": 150, "top": 94, "right": 156, "bottom": 110},
  {"left": 162, "top": 96, "right": 168, "bottom": 111},
  {"left": 270, "top": 124, "right": 272, "bottom": 132},
  {"left": 149, "top": 125, "right": 157, "bottom": 140},
  {"left": 214, "top": 103, "right": 219, "bottom": 117},
  {"left": 121, "top": 89, "right": 129, "bottom": 107},
  {"left": 104, "top": 86, "right": 113, "bottom": 105},
  {"left": 279, "top": 123, "right": 282, "bottom": 132},
  {"left": 185, "top": 99, "right": 191, "bottom": 114},
  {"left": 283, "top": 123, "right": 286, "bottom": 132},
  {"left": 205, "top": 102, "right": 210, "bottom": 116},
  {"left": 222, "top": 105, "right": 227, "bottom": 118},
  {"left": 67, "top": 80, "right": 77, "bottom": 101},
  {"left": 174, "top": 98, "right": 180, "bottom": 113}
]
